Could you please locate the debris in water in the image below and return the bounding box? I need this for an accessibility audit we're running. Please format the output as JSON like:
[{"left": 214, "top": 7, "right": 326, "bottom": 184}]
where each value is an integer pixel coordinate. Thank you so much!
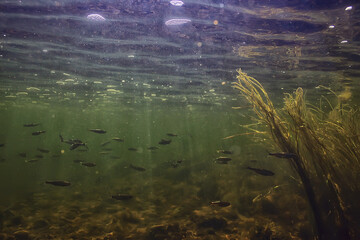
[
  {"left": 89, "top": 129, "right": 107, "bottom": 134},
  {"left": 159, "top": 139, "right": 171, "bottom": 145},
  {"left": 252, "top": 185, "right": 281, "bottom": 203},
  {"left": 45, "top": 180, "right": 71, "bottom": 186},
  {"left": 247, "top": 167, "right": 274, "bottom": 176},
  {"left": 32, "top": 130, "right": 46, "bottom": 136},
  {"left": 209, "top": 201, "right": 230, "bottom": 207}
]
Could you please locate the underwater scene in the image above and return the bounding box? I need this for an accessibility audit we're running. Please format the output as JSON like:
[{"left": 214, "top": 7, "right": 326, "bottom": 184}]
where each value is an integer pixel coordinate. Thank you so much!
[{"left": 1, "top": 0, "right": 360, "bottom": 239}]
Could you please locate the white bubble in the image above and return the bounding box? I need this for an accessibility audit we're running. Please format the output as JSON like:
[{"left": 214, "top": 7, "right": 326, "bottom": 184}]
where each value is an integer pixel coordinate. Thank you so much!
[
  {"left": 165, "top": 18, "right": 191, "bottom": 26},
  {"left": 170, "top": 0, "right": 184, "bottom": 6},
  {"left": 86, "top": 14, "right": 106, "bottom": 22}
]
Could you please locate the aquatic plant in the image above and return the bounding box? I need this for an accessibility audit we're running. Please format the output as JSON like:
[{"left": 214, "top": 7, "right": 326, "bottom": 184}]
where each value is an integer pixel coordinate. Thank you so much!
[{"left": 233, "top": 69, "right": 360, "bottom": 240}]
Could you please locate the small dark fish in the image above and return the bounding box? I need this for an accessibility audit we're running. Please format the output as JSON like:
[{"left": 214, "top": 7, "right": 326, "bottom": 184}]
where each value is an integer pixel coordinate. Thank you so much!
[
  {"left": 170, "top": 159, "right": 184, "bottom": 168},
  {"left": 0, "top": 143, "right": 5, "bottom": 147},
  {"left": 147, "top": 146, "right": 159, "bottom": 150},
  {"left": 37, "top": 148, "right": 50, "bottom": 153},
  {"left": 112, "top": 194, "right": 133, "bottom": 200},
  {"left": 73, "top": 159, "right": 84, "bottom": 163},
  {"left": 70, "top": 143, "right": 86, "bottom": 150},
  {"left": 112, "top": 137, "right": 124, "bottom": 142},
  {"left": 159, "top": 139, "right": 171, "bottom": 145},
  {"left": 89, "top": 129, "right": 107, "bottom": 134},
  {"left": 216, "top": 161, "right": 228, "bottom": 165},
  {"left": 67, "top": 139, "right": 87, "bottom": 150},
  {"left": 166, "top": 133, "right": 177, "bottom": 137},
  {"left": 110, "top": 156, "right": 121, "bottom": 159},
  {"left": 45, "top": 180, "right": 71, "bottom": 187},
  {"left": 35, "top": 154, "right": 43, "bottom": 158},
  {"left": 209, "top": 201, "right": 230, "bottom": 207},
  {"left": 102, "top": 148, "right": 112, "bottom": 151},
  {"left": 217, "top": 150, "right": 233, "bottom": 154},
  {"left": 26, "top": 159, "right": 39, "bottom": 163},
  {"left": 76, "top": 149, "right": 88, "bottom": 152},
  {"left": 269, "top": 152, "right": 297, "bottom": 159},
  {"left": 65, "top": 139, "right": 84, "bottom": 145},
  {"left": 81, "top": 162, "right": 96, "bottom": 167},
  {"left": 128, "top": 147, "right": 138, "bottom": 151},
  {"left": 19, "top": 153, "right": 27, "bottom": 158},
  {"left": 32, "top": 130, "right": 46, "bottom": 136},
  {"left": 247, "top": 167, "right": 274, "bottom": 176},
  {"left": 59, "top": 134, "right": 64, "bottom": 142},
  {"left": 130, "top": 164, "right": 146, "bottom": 172},
  {"left": 170, "top": 162, "right": 179, "bottom": 168},
  {"left": 0, "top": 158, "right": 5, "bottom": 162},
  {"left": 216, "top": 157, "right": 232, "bottom": 164},
  {"left": 24, "top": 123, "right": 40, "bottom": 127},
  {"left": 101, "top": 141, "right": 111, "bottom": 147},
  {"left": 99, "top": 151, "right": 110, "bottom": 155}
]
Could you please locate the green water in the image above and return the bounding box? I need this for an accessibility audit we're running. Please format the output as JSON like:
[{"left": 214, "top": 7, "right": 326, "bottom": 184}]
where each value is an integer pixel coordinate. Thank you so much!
[
  {"left": 2, "top": 0, "right": 359, "bottom": 238},
  {"left": 0, "top": 92, "right": 310, "bottom": 239}
]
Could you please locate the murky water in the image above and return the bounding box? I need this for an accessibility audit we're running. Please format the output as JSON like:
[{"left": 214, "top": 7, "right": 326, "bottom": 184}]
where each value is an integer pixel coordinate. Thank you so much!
[{"left": 1, "top": 0, "right": 360, "bottom": 239}]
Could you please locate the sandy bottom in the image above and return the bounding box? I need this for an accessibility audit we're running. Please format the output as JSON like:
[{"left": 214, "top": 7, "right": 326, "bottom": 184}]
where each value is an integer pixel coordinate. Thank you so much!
[{"left": 0, "top": 181, "right": 313, "bottom": 240}]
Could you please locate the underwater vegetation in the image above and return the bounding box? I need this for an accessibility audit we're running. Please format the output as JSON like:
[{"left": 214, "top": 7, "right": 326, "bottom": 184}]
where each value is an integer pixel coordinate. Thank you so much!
[{"left": 233, "top": 69, "right": 360, "bottom": 240}]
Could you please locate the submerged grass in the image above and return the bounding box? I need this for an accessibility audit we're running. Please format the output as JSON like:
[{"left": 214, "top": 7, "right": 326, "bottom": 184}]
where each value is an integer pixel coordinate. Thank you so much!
[{"left": 233, "top": 69, "right": 360, "bottom": 240}]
